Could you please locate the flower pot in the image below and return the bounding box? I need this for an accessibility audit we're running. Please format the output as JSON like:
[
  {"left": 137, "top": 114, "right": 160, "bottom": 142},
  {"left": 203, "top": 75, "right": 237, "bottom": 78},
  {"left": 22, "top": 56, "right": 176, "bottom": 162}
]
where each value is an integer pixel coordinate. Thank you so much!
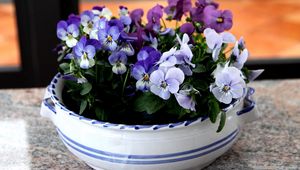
[{"left": 41, "top": 73, "right": 260, "bottom": 170}]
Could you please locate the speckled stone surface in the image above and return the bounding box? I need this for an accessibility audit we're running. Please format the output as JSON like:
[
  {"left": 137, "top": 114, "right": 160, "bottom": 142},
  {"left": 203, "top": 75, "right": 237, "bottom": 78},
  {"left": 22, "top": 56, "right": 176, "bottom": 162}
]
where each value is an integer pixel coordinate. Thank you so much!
[{"left": 0, "top": 80, "right": 299, "bottom": 170}]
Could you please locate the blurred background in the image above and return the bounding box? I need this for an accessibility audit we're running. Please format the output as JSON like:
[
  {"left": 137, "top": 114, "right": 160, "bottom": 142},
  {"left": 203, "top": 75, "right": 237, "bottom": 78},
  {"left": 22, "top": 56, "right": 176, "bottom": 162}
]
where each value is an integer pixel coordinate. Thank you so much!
[{"left": 0, "top": 0, "right": 300, "bottom": 88}]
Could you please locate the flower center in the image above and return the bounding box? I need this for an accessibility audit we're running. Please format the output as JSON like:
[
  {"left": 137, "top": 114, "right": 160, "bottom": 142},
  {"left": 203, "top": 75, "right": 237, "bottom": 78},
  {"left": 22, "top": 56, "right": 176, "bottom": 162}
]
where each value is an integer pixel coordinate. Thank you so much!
[
  {"left": 222, "top": 85, "right": 231, "bottom": 92},
  {"left": 160, "top": 81, "right": 167, "bottom": 89},
  {"left": 216, "top": 17, "right": 224, "bottom": 23},
  {"left": 116, "top": 60, "right": 121, "bottom": 67},
  {"left": 143, "top": 74, "right": 149, "bottom": 81},
  {"left": 88, "top": 21, "right": 93, "bottom": 28},
  {"left": 67, "top": 33, "right": 73, "bottom": 39},
  {"left": 83, "top": 52, "right": 88, "bottom": 59},
  {"left": 107, "top": 35, "right": 113, "bottom": 42}
]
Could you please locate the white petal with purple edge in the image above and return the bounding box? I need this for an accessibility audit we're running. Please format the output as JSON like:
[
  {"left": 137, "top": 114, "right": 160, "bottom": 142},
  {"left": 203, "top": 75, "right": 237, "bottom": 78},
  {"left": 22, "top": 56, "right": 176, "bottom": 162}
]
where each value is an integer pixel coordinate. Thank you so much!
[
  {"left": 165, "top": 67, "right": 185, "bottom": 84},
  {"left": 212, "top": 87, "right": 232, "bottom": 104},
  {"left": 150, "top": 70, "right": 165, "bottom": 86},
  {"left": 159, "top": 55, "right": 177, "bottom": 67},
  {"left": 112, "top": 63, "right": 127, "bottom": 75},
  {"left": 221, "top": 32, "right": 236, "bottom": 43},
  {"left": 150, "top": 85, "right": 170, "bottom": 100},
  {"left": 80, "top": 58, "right": 90, "bottom": 69},
  {"left": 166, "top": 79, "right": 180, "bottom": 94}
]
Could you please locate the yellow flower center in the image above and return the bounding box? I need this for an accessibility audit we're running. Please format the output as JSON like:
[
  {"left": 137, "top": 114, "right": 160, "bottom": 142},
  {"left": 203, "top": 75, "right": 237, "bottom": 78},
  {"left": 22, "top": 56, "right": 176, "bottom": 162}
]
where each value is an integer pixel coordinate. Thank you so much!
[
  {"left": 143, "top": 74, "right": 149, "bottom": 81},
  {"left": 222, "top": 85, "right": 230, "bottom": 92},
  {"left": 107, "top": 35, "right": 113, "bottom": 42},
  {"left": 217, "top": 17, "right": 224, "bottom": 23}
]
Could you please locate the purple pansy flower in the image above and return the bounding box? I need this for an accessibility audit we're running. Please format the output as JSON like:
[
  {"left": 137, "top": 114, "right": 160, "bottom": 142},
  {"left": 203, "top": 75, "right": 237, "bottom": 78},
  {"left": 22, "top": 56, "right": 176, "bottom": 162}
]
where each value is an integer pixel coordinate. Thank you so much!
[
  {"left": 108, "top": 51, "right": 127, "bottom": 74},
  {"left": 92, "top": 6, "right": 112, "bottom": 20},
  {"left": 98, "top": 26, "right": 120, "bottom": 51},
  {"left": 132, "top": 48, "right": 161, "bottom": 91},
  {"left": 74, "top": 37, "right": 96, "bottom": 69},
  {"left": 130, "top": 9, "right": 144, "bottom": 27},
  {"left": 211, "top": 64, "right": 245, "bottom": 104},
  {"left": 231, "top": 41, "right": 248, "bottom": 69},
  {"left": 80, "top": 10, "right": 100, "bottom": 35},
  {"left": 204, "top": 28, "right": 235, "bottom": 61},
  {"left": 57, "top": 21, "right": 79, "bottom": 48},
  {"left": 150, "top": 67, "right": 185, "bottom": 100},
  {"left": 175, "top": 88, "right": 197, "bottom": 111},
  {"left": 190, "top": 0, "right": 219, "bottom": 23},
  {"left": 203, "top": 6, "right": 233, "bottom": 33},
  {"left": 165, "top": 0, "right": 192, "bottom": 21},
  {"left": 146, "top": 4, "right": 164, "bottom": 32}
]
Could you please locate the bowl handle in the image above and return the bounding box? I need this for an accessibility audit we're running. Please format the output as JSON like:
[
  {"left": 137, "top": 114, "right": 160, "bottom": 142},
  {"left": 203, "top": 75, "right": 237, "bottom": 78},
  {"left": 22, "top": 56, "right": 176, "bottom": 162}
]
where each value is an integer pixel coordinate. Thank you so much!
[
  {"left": 236, "top": 87, "right": 261, "bottom": 125},
  {"left": 40, "top": 86, "right": 56, "bottom": 122}
]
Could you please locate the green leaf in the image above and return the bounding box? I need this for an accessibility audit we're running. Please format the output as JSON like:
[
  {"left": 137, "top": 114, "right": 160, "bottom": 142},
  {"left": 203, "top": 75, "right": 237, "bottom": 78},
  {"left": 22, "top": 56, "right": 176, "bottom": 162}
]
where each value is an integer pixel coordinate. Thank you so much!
[
  {"left": 80, "top": 82, "right": 92, "bottom": 95},
  {"left": 134, "top": 93, "right": 166, "bottom": 114},
  {"left": 59, "top": 63, "right": 70, "bottom": 74},
  {"left": 95, "top": 107, "right": 107, "bottom": 121},
  {"left": 79, "top": 100, "right": 87, "bottom": 114},
  {"left": 217, "top": 111, "right": 226, "bottom": 133},
  {"left": 193, "top": 64, "right": 206, "bottom": 73},
  {"left": 208, "top": 98, "right": 220, "bottom": 123}
]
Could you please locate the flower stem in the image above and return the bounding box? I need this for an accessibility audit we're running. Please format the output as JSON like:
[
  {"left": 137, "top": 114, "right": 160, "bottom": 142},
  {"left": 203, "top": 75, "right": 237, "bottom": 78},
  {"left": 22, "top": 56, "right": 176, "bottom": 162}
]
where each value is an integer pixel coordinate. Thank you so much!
[
  {"left": 122, "top": 69, "right": 130, "bottom": 97},
  {"left": 161, "top": 19, "right": 167, "bottom": 29}
]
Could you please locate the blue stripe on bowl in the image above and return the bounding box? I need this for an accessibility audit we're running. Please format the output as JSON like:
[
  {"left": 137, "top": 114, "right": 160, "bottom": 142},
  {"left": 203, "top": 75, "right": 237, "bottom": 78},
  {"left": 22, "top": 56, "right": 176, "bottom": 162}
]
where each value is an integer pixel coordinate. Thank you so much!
[
  {"left": 57, "top": 128, "right": 238, "bottom": 160},
  {"left": 58, "top": 130, "right": 238, "bottom": 165}
]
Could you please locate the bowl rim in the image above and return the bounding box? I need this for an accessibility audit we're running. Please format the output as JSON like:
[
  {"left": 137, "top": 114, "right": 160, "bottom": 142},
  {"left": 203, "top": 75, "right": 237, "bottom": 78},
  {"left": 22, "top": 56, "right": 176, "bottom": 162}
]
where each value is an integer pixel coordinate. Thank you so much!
[{"left": 48, "top": 73, "right": 246, "bottom": 131}]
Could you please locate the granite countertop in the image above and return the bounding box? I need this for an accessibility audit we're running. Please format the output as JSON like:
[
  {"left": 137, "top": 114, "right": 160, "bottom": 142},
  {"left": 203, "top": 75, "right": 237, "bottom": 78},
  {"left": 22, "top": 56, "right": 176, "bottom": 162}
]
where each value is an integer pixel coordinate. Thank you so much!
[{"left": 0, "top": 79, "right": 299, "bottom": 170}]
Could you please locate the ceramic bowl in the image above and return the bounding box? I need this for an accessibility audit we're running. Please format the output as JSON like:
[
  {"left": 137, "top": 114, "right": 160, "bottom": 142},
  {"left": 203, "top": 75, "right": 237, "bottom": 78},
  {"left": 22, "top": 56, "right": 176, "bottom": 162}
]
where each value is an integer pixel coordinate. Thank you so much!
[{"left": 41, "top": 73, "right": 260, "bottom": 170}]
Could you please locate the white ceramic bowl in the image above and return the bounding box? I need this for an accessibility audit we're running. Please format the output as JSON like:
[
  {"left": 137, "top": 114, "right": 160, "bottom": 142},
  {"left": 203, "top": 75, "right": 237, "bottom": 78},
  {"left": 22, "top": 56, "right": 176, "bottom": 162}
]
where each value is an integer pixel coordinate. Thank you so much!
[{"left": 41, "top": 73, "right": 260, "bottom": 170}]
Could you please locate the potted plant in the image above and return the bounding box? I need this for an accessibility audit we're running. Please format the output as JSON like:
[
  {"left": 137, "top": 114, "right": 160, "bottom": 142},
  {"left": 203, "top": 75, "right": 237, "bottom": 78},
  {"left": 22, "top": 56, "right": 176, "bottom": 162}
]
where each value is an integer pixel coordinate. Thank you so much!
[{"left": 41, "top": 0, "right": 263, "bottom": 169}]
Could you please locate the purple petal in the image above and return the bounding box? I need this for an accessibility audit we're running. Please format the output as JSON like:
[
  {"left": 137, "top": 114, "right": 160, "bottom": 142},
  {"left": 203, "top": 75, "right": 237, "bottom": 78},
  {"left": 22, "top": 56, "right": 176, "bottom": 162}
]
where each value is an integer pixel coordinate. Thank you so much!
[
  {"left": 165, "top": 67, "right": 185, "bottom": 84},
  {"left": 166, "top": 79, "right": 180, "bottom": 93},
  {"left": 67, "top": 24, "right": 79, "bottom": 37},
  {"left": 180, "top": 23, "right": 195, "bottom": 35},
  {"left": 98, "top": 29, "right": 107, "bottom": 42},
  {"left": 108, "top": 26, "right": 120, "bottom": 40},
  {"left": 130, "top": 9, "right": 144, "bottom": 26},
  {"left": 132, "top": 65, "right": 146, "bottom": 80},
  {"left": 108, "top": 53, "right": 118, "bottom": 65},
  {"left": 57, "top": 21, "right": 67, "bottom": 30},
  {"left": 137, "top": 50, "right": 149, "bottom": 61},
  {"left": 119, "top": 52, "right": 128, "bottom": 64},
  {"left": 57, "top": 28, "right": 67, "bottom": 40},
  {"left": 120, "top": 15, "right": 132, "bottom": 25},
  {"left": 74, "top": 42, "right": 84, "bottom": 57},
  {"left": 150, "top": 70, "right": 165, "bottom": 86},
  {"left": 84, "top": 45, "right": 95, "bottom": 59},
  {"left": 175, "top": 92, "right": 195, "bottom": 111}
]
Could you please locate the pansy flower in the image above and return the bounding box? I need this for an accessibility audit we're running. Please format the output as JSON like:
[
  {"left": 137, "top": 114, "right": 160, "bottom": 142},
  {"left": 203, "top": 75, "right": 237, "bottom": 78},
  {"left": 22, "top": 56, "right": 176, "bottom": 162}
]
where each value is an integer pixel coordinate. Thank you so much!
[
  {"left": 203, "top": 6, "right": 233, "bottom": 33},
  {"left": 57, "top": 21, "right": 79, "bottom": 48},
  {"left": 108, "top": 51, "right": 127, "bottom": 74},
  {"left": 80, "top": 10, "right": 100, "bottom": 35},
  {"left": 74, "top": 37, "right": 96, "bottom": 69},
  {"left": 98, "top": 26, "right": 120, "bottom": 51},
  {"left": 230, "top": 39, "right": 249, "bottom": 69},
  {"left": 204, "top": 28, "right": 235, "bottom": 61},
  {"left": 211, "top": 63, "right": 245, "bottom": 104},
  {"left": 175, "top": 88, "right": 198, "bottom": 111},
  {"left": 132, "top": 48, "right": 160, "bottom": 91},
  {"left": 150, "top": 67, "right": 185, "bottom": 100}
]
